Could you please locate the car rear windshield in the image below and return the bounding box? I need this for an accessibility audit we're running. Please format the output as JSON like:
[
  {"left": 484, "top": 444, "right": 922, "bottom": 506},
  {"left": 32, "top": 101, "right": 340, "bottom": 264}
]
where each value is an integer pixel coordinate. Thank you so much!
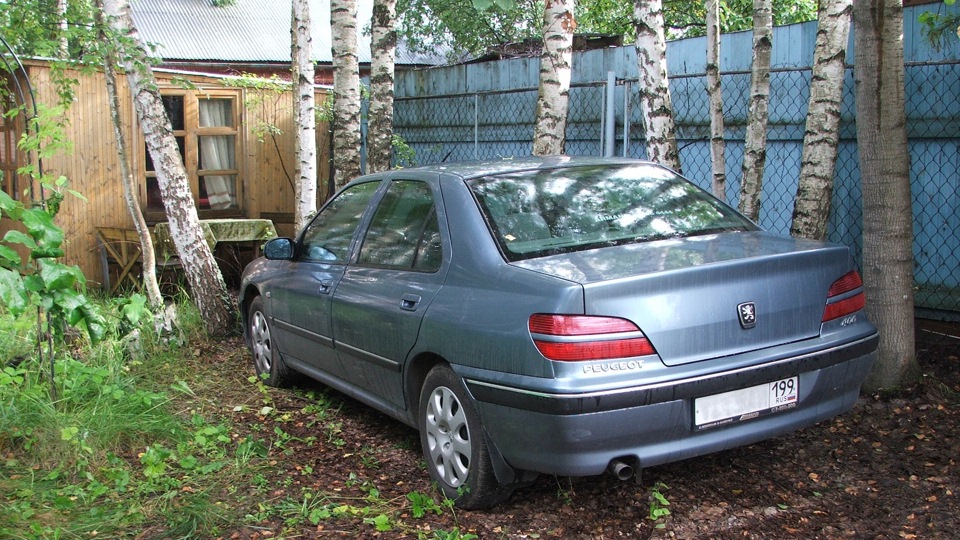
[{"left": 468, "top": 163, "right": 758, "bottom": 262}]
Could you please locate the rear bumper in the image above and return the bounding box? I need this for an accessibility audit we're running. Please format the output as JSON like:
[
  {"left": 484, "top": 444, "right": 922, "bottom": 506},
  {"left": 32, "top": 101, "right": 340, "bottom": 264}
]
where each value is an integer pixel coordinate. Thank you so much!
[{"left": 463, "top": 333, "right": 878, "bottom": 477}]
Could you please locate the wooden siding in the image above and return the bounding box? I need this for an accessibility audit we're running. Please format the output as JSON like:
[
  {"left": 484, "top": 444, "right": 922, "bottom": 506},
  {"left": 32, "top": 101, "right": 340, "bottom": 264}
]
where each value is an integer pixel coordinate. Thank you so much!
[{"left": 0, "top": 61, "right": 331, "bottom": 288}]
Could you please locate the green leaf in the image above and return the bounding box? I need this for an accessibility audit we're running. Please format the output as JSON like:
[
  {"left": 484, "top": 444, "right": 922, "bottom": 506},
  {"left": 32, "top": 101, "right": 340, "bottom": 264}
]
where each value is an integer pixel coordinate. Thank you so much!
[
  {"left": 40, "top": 262, "right": 79, "bottom": 290},
  {"left": 0, "top": 268, "right": 29, "bottom": 315},
  {"left": 3, "top": 230, "right": 37, "bottom": 250},
  {"left": 364, "top": 514, "right": 392, "bottom": 532},
  {"left": 0, "top": 244, "right": 22, "bottom": 267},
  {"left": 20, "top": 208, "right": 64, "bottom": 250}
]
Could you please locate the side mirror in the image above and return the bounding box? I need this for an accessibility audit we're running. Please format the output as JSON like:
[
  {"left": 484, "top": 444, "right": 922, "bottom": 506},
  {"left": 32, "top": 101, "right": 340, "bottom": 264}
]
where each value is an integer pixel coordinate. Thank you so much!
[{"left": 263, "top": 237, "right": 294, "bottom": 260}]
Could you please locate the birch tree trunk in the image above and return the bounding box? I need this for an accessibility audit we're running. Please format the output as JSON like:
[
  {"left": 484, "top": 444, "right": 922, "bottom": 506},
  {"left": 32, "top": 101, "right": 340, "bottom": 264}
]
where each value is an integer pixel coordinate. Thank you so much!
[
  {"left": 853, "top": 0, "right": 920, "bottom": 391},
  {"left": 331, "top": 0, "right": 363, "bottom": 188},
  {"left": 57, "top": 0, "right": 69, "bottom": 57},
  {"left": 292, "top": 0, "right": 317, "bottom": 231},
  {"left": 367, "top": 0, "right": 397, "bottom": 173},
  {"left": 706, "top": 0, "right": 726, "bottom": 199},
  {"left": 633, "top": 0, "right": 681, "bottom": 173},
  {"left": 532, "top": 0, "right": 575, "bottom": 156},
  {"left": 738, "top": 0, "right": 773, "bottom": 222},
  {"left": 101, "top": 0, "right": 235, "bottom": 337},
  {"left": 790, "top": 0, "right": 851, "bottom": 241},
  {"left": 99, "top": 33, "right": 164, "bottom": 310}
]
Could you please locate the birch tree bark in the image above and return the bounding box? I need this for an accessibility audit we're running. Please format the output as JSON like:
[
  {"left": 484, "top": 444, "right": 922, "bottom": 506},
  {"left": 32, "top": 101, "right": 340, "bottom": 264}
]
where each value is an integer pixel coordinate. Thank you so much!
[
  {"left": 853, "top": 0, "right": 920, "bottom": 391},
  {"left": 633, "top": 0, "right": 681, "bottom": 173},
  {"left": 532, "top": 0, "right": 575, "bottom": 156},
  {"left": 367, "top": 0, "right": 397, "bottom": 173},
  {"left": 101, "top": 0, "right": 235, "bottom": 337},
  {"left": 57, "top": 0, "right": 68, "bottom": 57},
  {"left": 706, "top": 0, "right": 726, "bottom": 199},
  {"left": 790, "top": 0, "right": 851, "bottom": 241},
  {"left": 738, "top": 0, "right": 772, "bottom": 223},
  {"left": 331, "top": 0, "right": 363, "bottom": 188},
  {"left": 292, "top": 0, "right": 317, "bottom": 231},
  {"left": 99, "top": 23, "right": 163, "bottom": 311}
]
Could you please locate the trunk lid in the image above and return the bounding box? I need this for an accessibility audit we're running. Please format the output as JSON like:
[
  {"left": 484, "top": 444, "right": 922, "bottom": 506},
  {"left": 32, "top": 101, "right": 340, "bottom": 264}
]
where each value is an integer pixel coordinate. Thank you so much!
[{"left": 513, "top": 232, "right": 852, "bottom": 366}]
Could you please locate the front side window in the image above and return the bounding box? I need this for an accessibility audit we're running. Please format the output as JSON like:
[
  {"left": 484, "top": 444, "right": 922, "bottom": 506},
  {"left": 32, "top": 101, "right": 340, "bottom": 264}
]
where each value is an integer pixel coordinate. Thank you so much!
[
  {"left": 144, "top": 93, "right": 240, "bottom": 217},
  {"left": 358, "top": 180, "right": 442, "bottom": 272},
  {"left": 468, "top": 164, "right": 757, "bottom": 262},
  {"left": 300, "top": 181, "right": 380, "bottom": 262}
]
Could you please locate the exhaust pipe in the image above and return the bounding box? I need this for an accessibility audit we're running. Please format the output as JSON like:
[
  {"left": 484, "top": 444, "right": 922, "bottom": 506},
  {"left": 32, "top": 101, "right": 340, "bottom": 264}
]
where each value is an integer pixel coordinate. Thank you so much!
[{"left": 608, "top": 458, "right": 634, "bottom": 481}]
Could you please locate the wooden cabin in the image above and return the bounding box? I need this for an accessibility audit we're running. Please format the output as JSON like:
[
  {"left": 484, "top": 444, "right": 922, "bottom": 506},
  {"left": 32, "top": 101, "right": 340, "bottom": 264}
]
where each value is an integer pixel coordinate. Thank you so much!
[{"left": 1, "top": 59, "right": 332, "bottom": 291}]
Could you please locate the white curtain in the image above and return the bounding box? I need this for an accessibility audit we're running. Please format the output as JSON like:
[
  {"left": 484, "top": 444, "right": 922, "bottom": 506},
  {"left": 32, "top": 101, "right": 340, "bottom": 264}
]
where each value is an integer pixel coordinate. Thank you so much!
[{"left": 198, "top": 99, "right": 237, "bottom": 210}]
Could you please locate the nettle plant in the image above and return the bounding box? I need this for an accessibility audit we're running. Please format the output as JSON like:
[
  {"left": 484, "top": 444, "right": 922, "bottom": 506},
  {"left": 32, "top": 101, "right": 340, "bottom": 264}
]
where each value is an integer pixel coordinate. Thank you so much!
[{"left": 0, "top": 104, "right": 105, "bottom": 394}]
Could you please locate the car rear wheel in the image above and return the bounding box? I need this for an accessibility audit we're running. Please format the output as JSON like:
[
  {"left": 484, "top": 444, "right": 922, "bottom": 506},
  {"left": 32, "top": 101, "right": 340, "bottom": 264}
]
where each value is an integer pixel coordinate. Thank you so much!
[
  {"left": 248, "top": 296, "right": 295, "bottom": 387},
  {"left": 418, "top": 365, "right": 511, "bottom": 509}
]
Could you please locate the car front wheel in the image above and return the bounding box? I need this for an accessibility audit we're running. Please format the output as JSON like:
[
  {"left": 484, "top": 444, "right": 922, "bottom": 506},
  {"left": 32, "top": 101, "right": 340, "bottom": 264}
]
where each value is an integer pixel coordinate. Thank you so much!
[
  {"left": 418, "top": 365, "right": 511, "bottom": 509},
  {"left": 248, "top": 295, "right": 295, "bottom": 387}
]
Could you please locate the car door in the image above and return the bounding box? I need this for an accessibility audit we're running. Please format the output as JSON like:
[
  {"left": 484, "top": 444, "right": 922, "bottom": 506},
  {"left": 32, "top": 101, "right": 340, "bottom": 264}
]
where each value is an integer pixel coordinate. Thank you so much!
[
  {"left": 269, "top": 180, "right": 381, "bottom": 380},
  {"left": 331, "top": 178, "right": 446, "bottom": 408}
]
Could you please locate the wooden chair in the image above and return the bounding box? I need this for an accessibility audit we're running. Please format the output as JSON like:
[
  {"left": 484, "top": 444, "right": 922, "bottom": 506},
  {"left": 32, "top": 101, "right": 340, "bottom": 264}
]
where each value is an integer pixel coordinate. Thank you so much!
[{"left": 95, "top": 227, "right": 143, "bottom": 295}]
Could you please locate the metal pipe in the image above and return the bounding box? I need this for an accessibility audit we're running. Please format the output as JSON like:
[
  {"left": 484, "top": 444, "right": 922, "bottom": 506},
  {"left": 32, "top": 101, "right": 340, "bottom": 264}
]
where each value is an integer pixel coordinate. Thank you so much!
[
  {"left": 604, "top": 71, "right": 616, "bottom": 157},
  {"left": 608, "top": 458, "right": 634, "bottom": 481},
  {"left": 622, "top": 81, "right": 631, "bottom": 157}
]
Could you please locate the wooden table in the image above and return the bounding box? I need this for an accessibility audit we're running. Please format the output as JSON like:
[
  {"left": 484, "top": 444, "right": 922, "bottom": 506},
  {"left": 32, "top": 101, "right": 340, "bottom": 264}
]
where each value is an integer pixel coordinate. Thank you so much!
[
  {"left": 95, "top": 227, "right": 144, "bottom": 294},
  {"left": 153, "top": 218, "right": 278, "bottom": 258},
  {"left": 153, "top": 219, "right": 278, "bottom": 285}
]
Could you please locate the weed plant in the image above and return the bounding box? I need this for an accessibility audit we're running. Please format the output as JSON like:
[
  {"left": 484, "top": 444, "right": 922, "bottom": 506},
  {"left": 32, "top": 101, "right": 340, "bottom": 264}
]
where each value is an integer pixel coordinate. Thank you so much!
[
  {"left": 0, "top": 297, "right": 230, "bottom": 538},
  {"left": 1, "top": 295, "right": 481, "bottom": 539}
]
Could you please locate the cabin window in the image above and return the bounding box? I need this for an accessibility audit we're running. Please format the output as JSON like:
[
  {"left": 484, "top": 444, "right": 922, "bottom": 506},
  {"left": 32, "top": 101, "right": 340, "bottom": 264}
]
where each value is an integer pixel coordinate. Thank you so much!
[{"left": 143, "top": 91, "right": 241, "bottom": 218}]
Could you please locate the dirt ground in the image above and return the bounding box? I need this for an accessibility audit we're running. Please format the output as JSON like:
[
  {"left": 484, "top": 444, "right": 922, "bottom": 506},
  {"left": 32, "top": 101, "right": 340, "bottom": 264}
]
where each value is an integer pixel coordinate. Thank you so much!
[{"left": 213, "top": 320, "right": 959, "bottom": 539}]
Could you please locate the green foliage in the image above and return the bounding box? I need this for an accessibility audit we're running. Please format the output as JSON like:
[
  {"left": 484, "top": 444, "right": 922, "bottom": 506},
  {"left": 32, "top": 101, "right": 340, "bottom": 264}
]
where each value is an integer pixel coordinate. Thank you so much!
[
  {"left": 0, "top": 0, "right": 98, "bottom": 59},
  {"left": 0, "top": 298, "right": 253, "bottom": 538},
  {"left": 919, "top": 1, "right": 960, "bottom": 51},
  {"left": 223, "top": 73, "right": 292, "bottom": 142},
  {"left": 392, "top": 133, "right": 417, "bottom": 168},
  {"left": 0, "top": 176, "right": 104, "bottom": 344},
  {"left": 398, "top": 0, "right": 544, "bottom": 58},
  {"left": 647, "top": 481, "right": 671, "bottom": 527},
  {"left": 397, "top": 0, "right": 819, "bottom": 57},
  {"left": 407, "top": 490, "right": 444, "bottom": 518}
]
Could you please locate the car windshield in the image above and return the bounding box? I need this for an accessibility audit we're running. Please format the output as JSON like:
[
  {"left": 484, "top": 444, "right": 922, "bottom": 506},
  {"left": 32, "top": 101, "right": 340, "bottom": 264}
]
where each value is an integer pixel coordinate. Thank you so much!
[{"left": 468, "top": 163, "right": 758, "bottom": 262}]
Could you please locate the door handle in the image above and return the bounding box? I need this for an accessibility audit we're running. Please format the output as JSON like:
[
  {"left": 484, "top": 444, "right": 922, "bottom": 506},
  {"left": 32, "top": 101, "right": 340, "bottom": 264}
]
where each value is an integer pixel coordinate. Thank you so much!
[
  {"left": 318, "top": 280, "right": 333, "bottom": 294},
  {"left": 400, "top": 293, "right": 422, "bottom": 311}
]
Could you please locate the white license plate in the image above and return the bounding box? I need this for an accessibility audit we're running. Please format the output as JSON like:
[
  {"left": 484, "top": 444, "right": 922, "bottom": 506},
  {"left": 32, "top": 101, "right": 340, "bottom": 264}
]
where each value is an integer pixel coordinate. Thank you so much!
[{"left": 694, "top": 376, "right": 799, "bottom": 430}]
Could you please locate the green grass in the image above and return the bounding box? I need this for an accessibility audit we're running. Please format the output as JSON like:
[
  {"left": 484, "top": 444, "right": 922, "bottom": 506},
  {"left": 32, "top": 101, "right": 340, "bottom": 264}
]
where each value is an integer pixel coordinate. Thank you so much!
[{"left": 0, "top": 296, "right": 477, "bottom": 539}]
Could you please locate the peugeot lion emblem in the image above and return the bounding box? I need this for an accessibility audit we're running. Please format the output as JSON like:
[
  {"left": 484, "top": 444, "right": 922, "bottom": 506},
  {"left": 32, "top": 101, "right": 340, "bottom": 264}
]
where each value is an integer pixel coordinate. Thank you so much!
[{"left": 737, "top": 302, "right": 757, "bottom": 329}]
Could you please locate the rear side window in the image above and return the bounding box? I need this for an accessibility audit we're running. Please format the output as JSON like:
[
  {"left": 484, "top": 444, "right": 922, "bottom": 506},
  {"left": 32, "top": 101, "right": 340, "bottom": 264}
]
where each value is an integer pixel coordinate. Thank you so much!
[
  {"left": 468, "top": 164, "right": 757, "bottom": 262},
  {"left": 300, "top": 181, "right": 379, "bottom": 262},
  {"left": 358, "top": 180, "right": 442, "bottom": 272}
]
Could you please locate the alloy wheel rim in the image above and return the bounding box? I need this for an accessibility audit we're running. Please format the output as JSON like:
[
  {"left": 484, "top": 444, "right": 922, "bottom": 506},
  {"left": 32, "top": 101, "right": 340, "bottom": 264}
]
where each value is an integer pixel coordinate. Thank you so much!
[
  {"left": 251, "top": 311, "right": 272, "bottom": 374},
  {"left": 424, "top": 385, "right": 471, "bottom": 488}
]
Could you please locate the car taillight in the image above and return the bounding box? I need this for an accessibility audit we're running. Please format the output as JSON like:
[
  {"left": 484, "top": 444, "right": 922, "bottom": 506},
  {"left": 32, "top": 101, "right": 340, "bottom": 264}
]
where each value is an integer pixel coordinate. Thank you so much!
[
  {"left": 822, "top": 270, "right": 866, "bottom": 322},
  {"left": 529, "top": 314, "right": 655, "bottom": 361}
]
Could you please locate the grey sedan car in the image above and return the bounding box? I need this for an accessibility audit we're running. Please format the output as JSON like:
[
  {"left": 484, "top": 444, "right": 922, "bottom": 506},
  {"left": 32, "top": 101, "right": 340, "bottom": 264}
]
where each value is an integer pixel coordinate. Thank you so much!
[{"left": 240, "top": 157, "right": 878, "bottom": 508}]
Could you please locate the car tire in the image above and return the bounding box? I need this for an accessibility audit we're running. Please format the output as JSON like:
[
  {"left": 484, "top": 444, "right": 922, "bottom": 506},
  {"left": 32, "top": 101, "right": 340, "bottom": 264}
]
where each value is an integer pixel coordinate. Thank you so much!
[
  {"left": 248, "top": 296, "right": 295, "bottom": 387},
  {"left": 418, "top": 364, "right": 511, "bottom": 509}
]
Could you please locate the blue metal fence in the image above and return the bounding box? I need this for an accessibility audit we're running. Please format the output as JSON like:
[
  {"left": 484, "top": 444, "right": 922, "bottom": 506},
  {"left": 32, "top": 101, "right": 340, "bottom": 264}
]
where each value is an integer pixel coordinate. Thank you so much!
[{"left": 392, "top": 7, "right": 960, "bottom": 318}]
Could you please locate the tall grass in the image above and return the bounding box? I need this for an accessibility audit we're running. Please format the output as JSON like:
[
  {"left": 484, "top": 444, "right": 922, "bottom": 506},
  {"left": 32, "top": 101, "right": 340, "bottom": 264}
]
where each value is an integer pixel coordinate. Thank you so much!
[
  {"left": 0, "top": 297, "right": 234, "bottom": 539},
  {"left": 1, "top": 295, "right": 477, "bottom": 539}
]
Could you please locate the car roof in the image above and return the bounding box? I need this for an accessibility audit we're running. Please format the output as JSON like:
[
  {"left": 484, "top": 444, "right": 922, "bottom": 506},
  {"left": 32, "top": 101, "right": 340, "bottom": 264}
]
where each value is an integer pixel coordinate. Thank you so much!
[{"left": 383, "top": 156, "right": 664, "bottom": 181}]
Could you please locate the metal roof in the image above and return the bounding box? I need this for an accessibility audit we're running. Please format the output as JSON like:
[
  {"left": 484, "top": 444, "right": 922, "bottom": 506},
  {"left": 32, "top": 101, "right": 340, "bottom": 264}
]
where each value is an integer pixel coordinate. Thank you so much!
[{"left": 130, "top": 0, "right": 443, "bottom": 66}]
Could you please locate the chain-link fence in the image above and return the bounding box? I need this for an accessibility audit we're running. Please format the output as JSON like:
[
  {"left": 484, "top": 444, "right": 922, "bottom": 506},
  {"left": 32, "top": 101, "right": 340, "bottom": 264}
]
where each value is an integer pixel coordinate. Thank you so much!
[{"left": 394, "top": 60, "right": 960, "bottom": 317}]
